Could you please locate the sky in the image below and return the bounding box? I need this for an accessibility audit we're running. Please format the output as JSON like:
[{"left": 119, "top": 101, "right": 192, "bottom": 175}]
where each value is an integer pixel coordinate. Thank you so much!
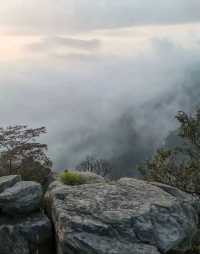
[{"left": 0, "top": 1, "right": 200, "bottom": 172}]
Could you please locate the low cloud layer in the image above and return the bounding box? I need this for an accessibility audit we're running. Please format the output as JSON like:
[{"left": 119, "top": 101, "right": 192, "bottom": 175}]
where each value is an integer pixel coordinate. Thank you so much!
[
  {"left": 1, "top": 0, "right": 200, "bottom": 34},
  {"left": 0, "top": 1, "right": 200, "bottom": 175},
  {"left": 0, "top": 37, "right": 200, "bottom": 172},
  {"left": 27, "top": 37, "right": 101, "bottom": 52}
]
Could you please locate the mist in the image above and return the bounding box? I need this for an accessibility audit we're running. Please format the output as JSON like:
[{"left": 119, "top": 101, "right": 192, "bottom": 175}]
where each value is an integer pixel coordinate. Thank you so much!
[{"left": 0, "top": 1, "right": 200, "bottom": 175}]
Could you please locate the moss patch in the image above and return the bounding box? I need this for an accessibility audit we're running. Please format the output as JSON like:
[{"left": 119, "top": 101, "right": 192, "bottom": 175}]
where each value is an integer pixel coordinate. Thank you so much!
[{"left": 59, "top": 170, "right": 85, "bottom": 186}]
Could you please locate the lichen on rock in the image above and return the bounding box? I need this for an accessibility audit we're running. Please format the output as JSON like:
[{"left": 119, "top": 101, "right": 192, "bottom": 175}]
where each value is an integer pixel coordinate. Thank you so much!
[{"left": 46, "top": 177, "right": 200, "bottom": 254}]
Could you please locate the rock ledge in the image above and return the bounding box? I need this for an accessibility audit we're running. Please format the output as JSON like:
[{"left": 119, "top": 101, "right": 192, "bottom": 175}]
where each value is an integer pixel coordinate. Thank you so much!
[{"left": 46, "top": 178, "right": 200, "bottom": 254}]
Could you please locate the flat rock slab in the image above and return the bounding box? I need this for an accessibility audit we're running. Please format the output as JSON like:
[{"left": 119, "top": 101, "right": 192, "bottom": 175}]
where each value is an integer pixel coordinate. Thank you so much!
[
  {"left": 77, "top": 171, "right": 105, "bottom": 184},
  {"left": 46, "top": 178, "right": 200, "bottom": 254},
  {"left": 0, "top": 181, "right": 42, "bottom": 215},
  {"left": 0, "top": 175, "right": 21, "bottom": 193}
]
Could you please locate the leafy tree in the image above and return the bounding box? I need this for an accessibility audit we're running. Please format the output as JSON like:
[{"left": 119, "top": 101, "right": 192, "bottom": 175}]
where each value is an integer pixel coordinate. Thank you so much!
[
  {"left": 0, "top": 125, "right": 52, "bottom": 174},
  {"left": 139, "top": 109, "right": 200, "bottom": 193},
  {"left": 76, "top": 155, "right": 112, "bottom": 178}
]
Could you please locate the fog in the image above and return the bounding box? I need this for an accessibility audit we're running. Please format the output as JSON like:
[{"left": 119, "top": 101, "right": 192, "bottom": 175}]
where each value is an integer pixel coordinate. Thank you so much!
[
  {"left": 0, "top": 1, "right": 200, "bottom": 174},
  {"left": 1, "top": 0, "right": 200, "bottom": 34}
]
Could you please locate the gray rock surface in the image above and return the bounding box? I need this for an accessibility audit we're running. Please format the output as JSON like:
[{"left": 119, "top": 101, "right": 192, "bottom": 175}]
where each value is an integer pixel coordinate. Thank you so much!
[
  {"left": 0, "top": 175, "right": 53, "bottom": 254},
  {"left": 0, "top": 181, "right": 42, "bottom": 214},
  {"left": 46, "top": 177, "right": 200, "bottom": 254},
  {"left": 0, "top": 213, "right": 53, "bottom": 254},
  {"left": 0, "top": 175, "right": 21, "bottom": 193},
  {"left": 78, "top": 171, "right": 105, "bottom": 184}
]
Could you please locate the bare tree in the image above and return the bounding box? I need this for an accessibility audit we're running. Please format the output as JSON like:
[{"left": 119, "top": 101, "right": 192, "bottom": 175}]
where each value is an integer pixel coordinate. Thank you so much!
[
  {"left": 0, "top": 125, "right": 52, "bottom": 174},
  {"left": 76, "top": 155, "right": 112, "bottom": 178}
]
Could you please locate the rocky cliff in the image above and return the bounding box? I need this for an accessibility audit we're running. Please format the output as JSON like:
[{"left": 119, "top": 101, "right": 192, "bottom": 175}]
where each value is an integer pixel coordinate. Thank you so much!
[
  {"left": 45, "top": 178, "right": 200, "bottom": 254},
  {"left": 1, "top": 175, "right": 200, "bottom": 254}
]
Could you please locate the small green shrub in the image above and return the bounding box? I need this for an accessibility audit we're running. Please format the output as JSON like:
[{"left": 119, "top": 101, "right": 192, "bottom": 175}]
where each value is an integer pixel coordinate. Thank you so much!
[{"left": 59, "top": 170, "right": 85, "bottom": 186}]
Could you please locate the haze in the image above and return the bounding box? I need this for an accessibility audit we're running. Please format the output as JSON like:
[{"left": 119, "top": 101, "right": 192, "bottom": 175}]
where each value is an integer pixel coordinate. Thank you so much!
[{"left": 0, "top": 1, "right": 200, "bottom": 172}]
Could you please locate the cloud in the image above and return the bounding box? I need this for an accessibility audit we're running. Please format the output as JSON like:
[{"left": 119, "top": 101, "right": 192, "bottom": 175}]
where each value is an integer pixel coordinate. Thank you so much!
[
  {"left": 0, "top": 1, "right": 200, "bottom": 175},
  {"left": 1, "top": 0, "right": 200, "bottom": 35},
  {"left": 24, "top": 36, "right": 101, "bottom": 61},
  {"left": 26, "top": 36, "right": 101, "bottom": 53},
  {"left": 0, "top": 37, "right": 200, "bottom": 174}
]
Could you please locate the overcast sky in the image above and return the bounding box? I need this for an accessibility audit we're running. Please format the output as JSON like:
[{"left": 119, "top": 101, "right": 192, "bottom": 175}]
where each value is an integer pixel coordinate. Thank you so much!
[{"left": 0, "top": 1, "right": 200, "bottom": 170}]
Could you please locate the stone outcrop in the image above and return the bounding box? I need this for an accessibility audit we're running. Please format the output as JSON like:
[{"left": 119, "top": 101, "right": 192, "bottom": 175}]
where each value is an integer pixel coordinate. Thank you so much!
[
  {"left": 0, "top": 181, "right": 42, "bottom": 214},
  {"left": 1, "top": 174, "right": 200, "bottom": 254},
  {"left": 77, "top": 171, "right": 105, "bottom": 184},
  {"left": 46, "top": 178, "right": 200, "bottom": 254},
  {"left": 0, "top": 175, "right": 53, "bottom": 254},
  {"left": 0, "top": 175, "right": 21, "bottom": 192}
]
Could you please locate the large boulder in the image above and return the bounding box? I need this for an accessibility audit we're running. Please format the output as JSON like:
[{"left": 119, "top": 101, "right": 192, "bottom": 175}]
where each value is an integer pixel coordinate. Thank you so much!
[
  {"left": 0, "top": 181, "right": 42, "bottom": 215},
  {"left": 45, "top": 178, "right": 200, "bottom": 254}
]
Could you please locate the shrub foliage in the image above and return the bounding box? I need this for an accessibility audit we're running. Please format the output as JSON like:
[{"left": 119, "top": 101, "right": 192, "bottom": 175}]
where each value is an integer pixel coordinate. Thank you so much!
[
  {"left": 0, "top": 125, "right": 52, "bottom": 184},
  {"left": 139, "top": 109, "right": 200, "bottom": 193},
  {"left": 59, "top": 170, "right": 85, "bottom": 186}
]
